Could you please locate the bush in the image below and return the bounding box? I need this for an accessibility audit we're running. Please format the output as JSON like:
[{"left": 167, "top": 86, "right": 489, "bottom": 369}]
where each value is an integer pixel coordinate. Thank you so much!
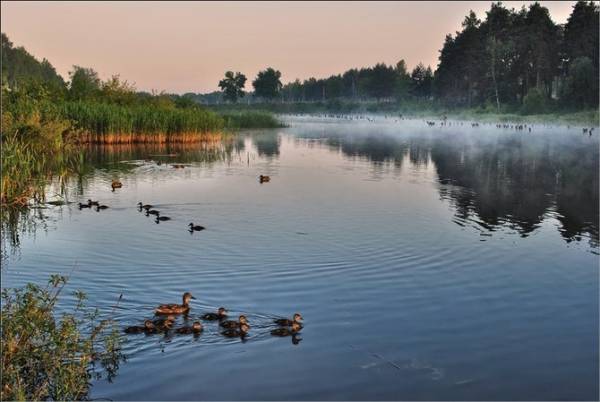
[
  {"left": 1, "top": 275, "right": 123, "bottom": 400},
  {"left": 521, "top": 88, "right": 548, "bottom": 115}
]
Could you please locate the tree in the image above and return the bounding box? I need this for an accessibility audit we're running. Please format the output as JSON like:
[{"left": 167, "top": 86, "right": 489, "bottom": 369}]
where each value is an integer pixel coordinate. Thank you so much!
[
  {"left": 367, "top": 63, "right": 397, "bottom": 100},
  {"left": 218, "top": 71, "right": 247, "bottom": 103},
  {"left": 411, "top": 63, "right": 433, "bottom": 98},
  {"left": 563, "top": 1, "right": 599, "bottom": 106},
  {"left": 394, "top": 59, "right": 411, "bottom": 100},
  {"left": 100, "top": 74, "right": 136, "bottom": 105},
  {"left": 561, "top": 56, "right": 597, "bottom": 108},
  {"left": 68, "top": 66, "right": 100, "bottom": 101},
  {"left": 252, "top": 68, "right": 282, "bottom": 101}
]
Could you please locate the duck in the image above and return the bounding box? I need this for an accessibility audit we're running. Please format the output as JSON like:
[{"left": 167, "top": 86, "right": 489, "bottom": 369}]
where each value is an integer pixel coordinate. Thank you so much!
[
  {"left": 146, "top": 209, "right": 160, "bottom": 216},
  {"left": 155, "top": 292, "right": 196, "bottom": 315},
  {"left": 95, "top": 205, "right": 109, "bottom": 211},
  {"left": 111, "top": 180, "right": 123, "bottom": 190},
  {"left": 270, "top": 322, "right": 302, "bottom": 337},
  {"left": 87, "top": 199, "right": 99, "bottom": 206},
  {"left": 137, "top": 202, "right": 152, "bottom": 210},
  {"left": 155, "top": 215, "right": 171, "bottom": 222},
  {"left": 171, "top": 164, "right": 186, "bottom": 169},
  {"left": 259, "top": 175, "right": 270, "bottom": 183},
  {"left": 153, "top": 315, "right": 176, "bottom": 331},
  {"left": 189, "top": 223, "right": 205, "bottom": 231},
  {"left": 220, "top": 314, "right": 249, "bottom": 329},
  {"left": 221, "top": 323, "right": 250, "bottom": 338},
  {"left": 176, "top": 321, "right": 203, "bottom": 334},
  {"left": 201, "top": 307, "right": 228, "bottom": 321},
  {"left": 274, "top": 313, "right": 303, "bottom": 327},
  {"left": 124, "top": 319, "right": 156, "bottom": 334},
  {"left": 78, "top": 202, "right": 91, "bottom": 209}
]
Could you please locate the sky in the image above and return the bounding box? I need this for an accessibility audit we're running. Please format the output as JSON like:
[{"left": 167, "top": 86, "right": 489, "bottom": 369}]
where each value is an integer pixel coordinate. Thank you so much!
[{"left": 1, "top": 1, "right": 576, "bottom": 94}]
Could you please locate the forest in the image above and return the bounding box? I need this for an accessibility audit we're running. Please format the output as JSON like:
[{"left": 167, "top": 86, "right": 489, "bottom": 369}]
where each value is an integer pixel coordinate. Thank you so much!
[{"left": 196, "top": 1, "right": 598, "bottom": 115}]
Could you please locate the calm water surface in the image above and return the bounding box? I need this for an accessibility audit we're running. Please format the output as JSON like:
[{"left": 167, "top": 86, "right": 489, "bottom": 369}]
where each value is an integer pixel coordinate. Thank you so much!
[{"left": 2, "top": 117, "right": 599, "bottom": 400}]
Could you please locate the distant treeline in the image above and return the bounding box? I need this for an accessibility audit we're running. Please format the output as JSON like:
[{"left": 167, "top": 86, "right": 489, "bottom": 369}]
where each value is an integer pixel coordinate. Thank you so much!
[{"left": 192, "top": 1, "right": 598, "bottom": 114}]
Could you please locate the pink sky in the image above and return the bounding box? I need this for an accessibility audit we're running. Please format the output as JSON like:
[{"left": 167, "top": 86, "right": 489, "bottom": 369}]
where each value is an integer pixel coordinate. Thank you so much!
[{"left": 1, "top": 1, "right": 575, "bottom": 94}]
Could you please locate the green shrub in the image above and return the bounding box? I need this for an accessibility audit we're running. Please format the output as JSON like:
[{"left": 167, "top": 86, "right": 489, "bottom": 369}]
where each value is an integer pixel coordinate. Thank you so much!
[
  {"left": 521, "top": 88, "right": 548, "bottom": 115},
  {"left": 1, "top": 275, "right": 123, "bottom": 401}
]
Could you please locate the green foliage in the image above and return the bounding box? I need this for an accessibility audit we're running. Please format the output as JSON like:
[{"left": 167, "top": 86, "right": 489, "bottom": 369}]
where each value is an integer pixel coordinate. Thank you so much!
[
  {"left": 521, "top": 88, "right": 549, "bottom": 115},
  {"left": 68, "top": 66, "right": 101, "bottom": 101},
  {"left": 100, "top": 74, "right": 137, "bottom": 105},
  {"left": 410, "top": 63, "right": 433, "bottom": 98},
  {"left": 252, "top": 67, "right": 282, "bottom": 100},
  {"left": 1, "top": 275, "right": 123, "bottom": 401},
  {"left": 1, "top": 33, "right": 66, "bottom": 93},
  {"left": 218, "top": 71, "right": 247, "bottom": 103},
  {"left": 561, "top": 56, "right": 598, "bottom": 109}
]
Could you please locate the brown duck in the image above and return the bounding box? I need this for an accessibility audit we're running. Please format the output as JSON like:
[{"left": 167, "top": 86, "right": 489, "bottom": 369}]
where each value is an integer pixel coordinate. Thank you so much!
[
  {"left": 274, "top": 313, "right": 303, "bottom": 327},
  {"left": 222, "top": 323, "right": 250, "bottom": 338},
  {"left": 155, "top": 292, "right": 196, "bottom": 315},
  {"left": 176, "top": 321, "right": 203, "bottom": 334},
  {"left": 220, "top": 314, "right": 249, "bottom": 329}
]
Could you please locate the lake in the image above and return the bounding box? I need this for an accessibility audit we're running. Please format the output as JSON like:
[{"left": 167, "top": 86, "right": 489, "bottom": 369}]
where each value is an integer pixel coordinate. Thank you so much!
[{"left": 2, "top": 116, "right": 598, "bottom": 400}]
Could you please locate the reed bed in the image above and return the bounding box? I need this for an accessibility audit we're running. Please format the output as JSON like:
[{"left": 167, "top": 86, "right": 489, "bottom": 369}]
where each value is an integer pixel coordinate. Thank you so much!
[
  {"left": 60, "top": 101, "right": 226, "bottom": 144},
  {"left": 74, "top": 131, "right": 226, "bottom": 144}
]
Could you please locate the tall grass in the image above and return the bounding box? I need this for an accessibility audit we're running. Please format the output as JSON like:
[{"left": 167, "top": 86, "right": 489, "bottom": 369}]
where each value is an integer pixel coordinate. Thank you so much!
[{"left": 60, "top": 101, "right": 226, "bottom": 143}]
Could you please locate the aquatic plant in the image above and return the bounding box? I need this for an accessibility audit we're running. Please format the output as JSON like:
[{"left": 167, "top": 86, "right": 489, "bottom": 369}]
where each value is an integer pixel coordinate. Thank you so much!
[{"left": 1, "top": 275, "right": 123, "bottom": 401}]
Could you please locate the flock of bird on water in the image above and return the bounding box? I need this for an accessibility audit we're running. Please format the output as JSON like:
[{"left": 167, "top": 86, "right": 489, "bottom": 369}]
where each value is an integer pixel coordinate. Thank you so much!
[
  {"left": 124, "top": 292, "right": 303, "bottom": 341},
  {"left": 294, "top": 113, "right": 596, "bottom": 136},
  {"left": 79, "top": 173, "right": 301, "bottom": 342}
]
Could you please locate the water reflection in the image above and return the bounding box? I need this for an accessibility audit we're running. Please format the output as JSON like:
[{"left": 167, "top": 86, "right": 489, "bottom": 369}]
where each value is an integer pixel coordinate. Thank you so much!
[
  {"left": 0, "top": 139, "right": 244, "bottom": 256},
  {"left": 293, "top": 125, "right": 599, "bottom": 247}
]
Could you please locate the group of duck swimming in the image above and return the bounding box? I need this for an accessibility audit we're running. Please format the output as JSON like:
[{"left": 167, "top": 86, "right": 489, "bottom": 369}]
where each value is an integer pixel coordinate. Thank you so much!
[
  {"left": 136, "top": 202, "right": 205, "bottom": 230},
  {"left": 124, "top": 292, "right": 303, "bottom": 339},
  {"left": 79, "top": 199, "right": 109, "bottom": 211}
]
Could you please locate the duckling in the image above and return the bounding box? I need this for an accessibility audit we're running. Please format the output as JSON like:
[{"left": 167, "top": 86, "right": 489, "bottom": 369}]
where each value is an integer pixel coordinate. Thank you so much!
[
  {"left": 146, "top": 209, "right": 160, "bottom": 216},
  {"left": 95, "top": 205, "right": 109, "bottom": 211},
  {"left": 137, "top": 202, "right": 152, "bottom": 210},
  {"left": 259, "top": 175, "right": 270, "bottom": 183},
  {"left": 153, "top": 315, "right": 176, "bottom": 331},
  {"left": 111, "top": 180, "right": 123, "bottom": 190},
  {"left": 155, "top": 292, "right": 196, "bottom": 315},
  {"left": 176, "top": 321, "right": 203, "bottom": 334},
  {"left": 124, "top": 319, "right": 156, "bottom": 334},
  {"left": 87, "top": 199, "right": 100, "bottom": 206},
  {"left": 271, "top": 322, "right": 302, "bottom": 337},
  {"left": 220, "top": 314, "right": 249, "bottom": 329},
  {"left": 78, "top": 203, "right": 91, "bottom": 209},
  {"left": 189, "top": 223, "right": 205, "bottom": 231},
  {"left": 221, "top": 323, "right": 250, "bottom": 338},
  {"left": 274, "top": 313, "right": 303, "bottom": 327},
  {"left": 201, "top": 307, "right": 228, "bottom": 321}
]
